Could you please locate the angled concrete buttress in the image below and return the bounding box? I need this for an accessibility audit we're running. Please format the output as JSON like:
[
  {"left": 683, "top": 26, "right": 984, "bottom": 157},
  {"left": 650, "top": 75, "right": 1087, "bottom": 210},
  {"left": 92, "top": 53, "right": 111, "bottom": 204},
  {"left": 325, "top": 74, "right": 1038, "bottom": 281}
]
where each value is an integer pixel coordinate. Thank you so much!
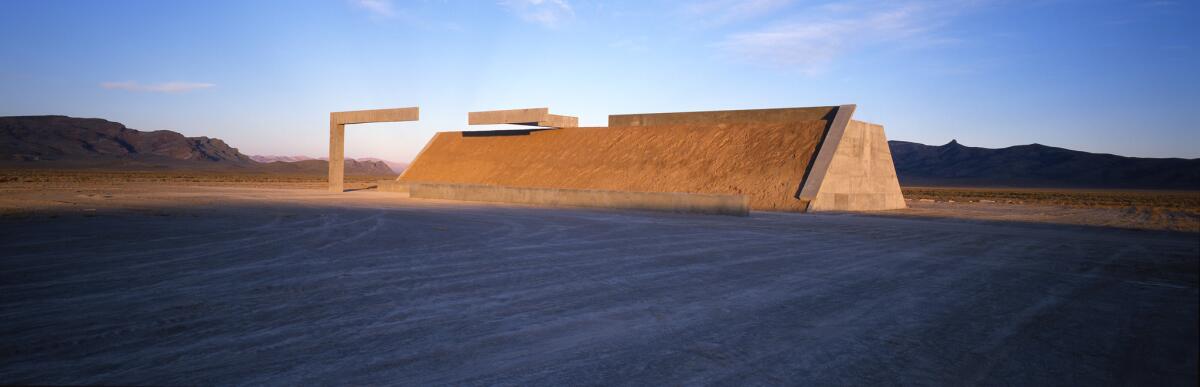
[
  {"left": 329, "top": 107, "right": 419, "bottom": 193},
  {"left": 468, "top": 108, "right": 578, "bottom": 128},
  {"left": 796, "top": 105, "right": 906, "bottom": 211}
]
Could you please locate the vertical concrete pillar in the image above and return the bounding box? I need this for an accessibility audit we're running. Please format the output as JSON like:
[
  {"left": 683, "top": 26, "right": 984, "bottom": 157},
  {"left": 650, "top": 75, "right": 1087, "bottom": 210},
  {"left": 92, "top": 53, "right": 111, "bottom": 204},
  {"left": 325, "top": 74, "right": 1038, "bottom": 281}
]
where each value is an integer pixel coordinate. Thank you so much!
[{"left": 328, "top": 120, "right": 345, "bottom": 193}]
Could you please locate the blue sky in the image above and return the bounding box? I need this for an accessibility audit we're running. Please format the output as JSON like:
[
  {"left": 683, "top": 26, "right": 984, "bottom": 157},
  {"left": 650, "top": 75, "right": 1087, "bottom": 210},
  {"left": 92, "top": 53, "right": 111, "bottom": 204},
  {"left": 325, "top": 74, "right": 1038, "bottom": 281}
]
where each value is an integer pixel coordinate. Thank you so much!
[{"left": 1, "top": 0, "right": 1196, "bottom": 161}]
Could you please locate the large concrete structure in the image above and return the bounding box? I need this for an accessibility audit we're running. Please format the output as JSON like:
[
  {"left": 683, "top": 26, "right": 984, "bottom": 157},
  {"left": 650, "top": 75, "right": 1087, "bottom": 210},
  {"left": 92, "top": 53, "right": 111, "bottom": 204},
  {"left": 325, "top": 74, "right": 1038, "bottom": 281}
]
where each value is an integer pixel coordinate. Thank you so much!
[
  {"left": 390, "top": 104, "right": 905, "bottom": 213},
  {"left": 328, "top": 107, "right": 418, "bottom": 192}
]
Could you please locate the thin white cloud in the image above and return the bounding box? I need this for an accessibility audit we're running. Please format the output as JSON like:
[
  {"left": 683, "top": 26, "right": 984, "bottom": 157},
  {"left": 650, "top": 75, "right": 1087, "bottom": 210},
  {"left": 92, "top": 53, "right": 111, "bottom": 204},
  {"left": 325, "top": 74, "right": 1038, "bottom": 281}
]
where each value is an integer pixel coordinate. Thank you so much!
[
  {"left": 500, "top": 0, "right": 574, "bottom": 28},
  {"left": 683, "top": 0, "right": 795, "bottom": 26},
  {"left": 714, "top": 0, "right": 981, "bottom": 75},
  {"left": 100, "top": 81, "right": 215, "bottom": 93},
  {"left": 351, "top": 0, "right": 395, "bottom": 17}
]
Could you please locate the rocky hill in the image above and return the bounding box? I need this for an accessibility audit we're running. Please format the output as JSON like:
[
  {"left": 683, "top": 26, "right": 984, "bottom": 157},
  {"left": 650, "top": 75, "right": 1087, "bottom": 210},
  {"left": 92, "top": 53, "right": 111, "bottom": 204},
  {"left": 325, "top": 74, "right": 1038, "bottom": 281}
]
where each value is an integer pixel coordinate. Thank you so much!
[
  {"left": 1, "top": 115, "right": 253, "bottom": 165},
  {"left": 889, "top": 140, "right": 1200, "bottom": 189},
  {"left": 0, "top": 116, "right": 395, "bottom": 176}
]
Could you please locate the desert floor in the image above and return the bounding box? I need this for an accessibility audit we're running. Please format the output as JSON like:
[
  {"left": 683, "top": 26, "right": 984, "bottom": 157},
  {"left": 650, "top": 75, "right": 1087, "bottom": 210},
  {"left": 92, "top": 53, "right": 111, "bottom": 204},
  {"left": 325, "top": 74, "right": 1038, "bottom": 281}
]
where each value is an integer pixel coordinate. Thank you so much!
[{"left": 0, "top": 180, "right": 1197, "bottom": 385}]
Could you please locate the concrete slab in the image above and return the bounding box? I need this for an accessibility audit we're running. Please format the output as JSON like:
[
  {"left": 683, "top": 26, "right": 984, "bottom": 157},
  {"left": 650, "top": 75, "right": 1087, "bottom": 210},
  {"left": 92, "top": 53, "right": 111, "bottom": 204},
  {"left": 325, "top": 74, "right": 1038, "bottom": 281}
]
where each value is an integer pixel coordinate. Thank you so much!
[{"left": 468, "top": 108, "right": 578, "bottom": 128}]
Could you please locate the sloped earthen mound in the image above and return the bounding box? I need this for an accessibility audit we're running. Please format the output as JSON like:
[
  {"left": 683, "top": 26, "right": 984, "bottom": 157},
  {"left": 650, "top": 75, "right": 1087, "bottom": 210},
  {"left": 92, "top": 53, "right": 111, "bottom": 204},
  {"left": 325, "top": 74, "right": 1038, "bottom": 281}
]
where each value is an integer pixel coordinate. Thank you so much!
[{"left": 399, "top": 121, "right": 830, "bottom": 211}]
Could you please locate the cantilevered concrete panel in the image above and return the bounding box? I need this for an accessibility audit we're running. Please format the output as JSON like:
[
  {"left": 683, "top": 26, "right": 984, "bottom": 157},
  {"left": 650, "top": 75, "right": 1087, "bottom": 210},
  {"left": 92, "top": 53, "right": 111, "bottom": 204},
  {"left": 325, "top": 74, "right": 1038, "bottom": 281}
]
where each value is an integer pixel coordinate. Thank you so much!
[
  {"left": 468, "top": 108, "right": 578, "bottom": 128},
  {"left": 329, "top": 107, "right": 418, "bottom": 193}
]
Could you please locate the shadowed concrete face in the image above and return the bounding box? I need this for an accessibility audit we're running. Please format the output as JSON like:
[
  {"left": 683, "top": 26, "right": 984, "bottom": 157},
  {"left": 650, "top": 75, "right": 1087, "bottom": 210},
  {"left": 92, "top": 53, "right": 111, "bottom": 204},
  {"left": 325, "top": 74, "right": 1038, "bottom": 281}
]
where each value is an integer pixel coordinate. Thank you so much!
[
  {"left": 468, "top": 108, "right": 578, "bottom": 128},
  {"left": 328, "top": 107, "right": 419, "bottom": 193}
]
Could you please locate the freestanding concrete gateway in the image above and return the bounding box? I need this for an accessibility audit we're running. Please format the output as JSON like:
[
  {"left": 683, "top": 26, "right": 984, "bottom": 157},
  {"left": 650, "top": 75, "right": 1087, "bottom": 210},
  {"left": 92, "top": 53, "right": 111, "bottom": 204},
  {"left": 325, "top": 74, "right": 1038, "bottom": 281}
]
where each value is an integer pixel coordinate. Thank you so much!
[
  {"left": 379, "top": 105, "right": 905, "bottom": 214},
  {"left": 328, "top": 107, "right": 418, "bottom": 192}
]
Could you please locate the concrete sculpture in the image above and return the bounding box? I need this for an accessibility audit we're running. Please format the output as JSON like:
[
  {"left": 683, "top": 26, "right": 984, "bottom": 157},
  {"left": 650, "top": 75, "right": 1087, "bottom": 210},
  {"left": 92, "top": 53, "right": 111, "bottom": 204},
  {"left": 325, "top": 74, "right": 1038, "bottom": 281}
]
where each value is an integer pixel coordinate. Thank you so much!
[
  {"left": 381, "top": 105, "right": 904, "bottom": 214},
  {"left": 328, "top": 107, "right": 418, "bottom": 192}
]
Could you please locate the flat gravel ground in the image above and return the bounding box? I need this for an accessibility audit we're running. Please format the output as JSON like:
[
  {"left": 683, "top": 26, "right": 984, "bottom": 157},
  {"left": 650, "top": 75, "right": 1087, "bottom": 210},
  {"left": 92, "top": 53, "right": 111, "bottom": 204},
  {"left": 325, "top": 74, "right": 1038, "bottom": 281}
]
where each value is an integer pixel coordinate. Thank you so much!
[{"left": 1, "top": 187, "right": 1196, "bottom": 385}]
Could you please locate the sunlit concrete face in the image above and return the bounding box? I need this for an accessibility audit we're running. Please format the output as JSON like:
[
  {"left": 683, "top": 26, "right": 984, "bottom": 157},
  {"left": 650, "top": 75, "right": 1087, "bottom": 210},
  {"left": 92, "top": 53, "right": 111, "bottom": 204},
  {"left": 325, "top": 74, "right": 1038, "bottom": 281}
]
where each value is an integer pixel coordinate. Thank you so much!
[
  {"left": 467, "top": 108, "right": 578, "bottom": 128},
  {"left": 329, "top": 107, "right": 419, "bottom": 193}
]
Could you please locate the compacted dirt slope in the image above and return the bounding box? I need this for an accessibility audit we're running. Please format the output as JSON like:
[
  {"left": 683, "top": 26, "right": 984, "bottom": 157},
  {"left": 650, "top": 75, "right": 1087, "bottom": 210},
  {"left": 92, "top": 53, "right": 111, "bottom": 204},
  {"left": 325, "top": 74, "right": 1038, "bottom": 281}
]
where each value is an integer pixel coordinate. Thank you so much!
[{"left": 399, "top": 121, "right": 830, "bottom": 211}]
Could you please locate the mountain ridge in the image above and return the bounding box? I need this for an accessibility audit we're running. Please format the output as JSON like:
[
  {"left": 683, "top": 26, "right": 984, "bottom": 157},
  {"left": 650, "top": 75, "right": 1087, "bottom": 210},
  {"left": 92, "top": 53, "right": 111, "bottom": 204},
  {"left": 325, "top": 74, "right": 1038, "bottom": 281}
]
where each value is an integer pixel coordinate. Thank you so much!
[
  {"left": 888, "top": 139, "right": 1200, "bottom": 189},
  {"left": 0, "top": 115, "right": 395, "bottom": 176}
]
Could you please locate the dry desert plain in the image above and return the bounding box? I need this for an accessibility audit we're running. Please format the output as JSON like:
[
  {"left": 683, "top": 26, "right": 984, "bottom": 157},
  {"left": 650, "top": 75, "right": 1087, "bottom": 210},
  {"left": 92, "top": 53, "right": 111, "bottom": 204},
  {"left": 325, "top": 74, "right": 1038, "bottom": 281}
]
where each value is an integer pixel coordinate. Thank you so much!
[{"left": 0, "top": 169, "right": 1197, "bottom": 385}]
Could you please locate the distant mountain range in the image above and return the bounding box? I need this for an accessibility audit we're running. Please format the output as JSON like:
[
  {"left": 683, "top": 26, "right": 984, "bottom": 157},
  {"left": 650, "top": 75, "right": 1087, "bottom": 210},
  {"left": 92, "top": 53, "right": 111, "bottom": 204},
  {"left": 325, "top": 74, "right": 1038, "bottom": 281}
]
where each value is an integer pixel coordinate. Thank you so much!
[
  {"left": 251, "top": 155, "right": 407, "bottom": 174},
  {"left": 889, "top": 140, "right": 1200, "bottom": 189},
  {"left": 0, "top": 116, "right": 395, "bottom": 176},
  {"left": 3, "top": 115, "right": 1196, "bottom": 189}
]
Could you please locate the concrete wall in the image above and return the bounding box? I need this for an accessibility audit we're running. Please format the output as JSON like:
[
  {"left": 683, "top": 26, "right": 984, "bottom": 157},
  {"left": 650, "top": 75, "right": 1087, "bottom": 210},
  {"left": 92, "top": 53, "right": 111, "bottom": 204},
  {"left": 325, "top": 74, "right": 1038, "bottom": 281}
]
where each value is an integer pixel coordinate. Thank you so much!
[
  {"left": 407, "top": 182, "right": 750, "bottom": 216},
  {"left": 806, "top": 120, "right": 907, "bottom": 211}
]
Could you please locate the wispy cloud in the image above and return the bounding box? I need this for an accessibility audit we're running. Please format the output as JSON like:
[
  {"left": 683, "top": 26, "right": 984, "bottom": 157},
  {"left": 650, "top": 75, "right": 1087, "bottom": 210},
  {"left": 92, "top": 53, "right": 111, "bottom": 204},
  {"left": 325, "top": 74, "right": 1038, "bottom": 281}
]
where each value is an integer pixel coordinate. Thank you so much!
[
  {"left": 500, "top": 0, "right": 574, "bottom": 28},
  {"left": 100, "top": 81, "right": 215, "bottom": 93},
  {"left": 351, "top": 0, "right": 395, "bottom": 17},
  {"left": 713, "top": 0, "right": 981, "bottom": 75},
  {"left": 683, "top": 0, "right": 794, "bottom": 26}
]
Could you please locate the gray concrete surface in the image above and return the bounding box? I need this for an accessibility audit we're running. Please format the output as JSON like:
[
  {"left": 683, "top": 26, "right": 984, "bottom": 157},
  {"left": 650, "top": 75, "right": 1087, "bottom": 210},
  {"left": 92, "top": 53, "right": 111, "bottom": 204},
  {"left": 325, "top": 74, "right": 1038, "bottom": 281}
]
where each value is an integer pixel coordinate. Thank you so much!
[{"left": 0, "top": 190, "right": 1196, "bottom": 385}]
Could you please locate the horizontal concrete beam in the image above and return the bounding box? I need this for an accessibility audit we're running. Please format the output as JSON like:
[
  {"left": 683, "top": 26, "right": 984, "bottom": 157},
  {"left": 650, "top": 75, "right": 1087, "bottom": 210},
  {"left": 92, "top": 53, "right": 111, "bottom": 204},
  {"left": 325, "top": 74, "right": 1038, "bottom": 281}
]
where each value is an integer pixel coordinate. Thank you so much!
[
  {"left": 398, "top": 182, "right": 749, "bottom": 216},
  {"left": 468, "top": 108, "right": 578, "bottom": 128},
  {"left": 332, "top": 107, "right": 419, "bottom": 125}
]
